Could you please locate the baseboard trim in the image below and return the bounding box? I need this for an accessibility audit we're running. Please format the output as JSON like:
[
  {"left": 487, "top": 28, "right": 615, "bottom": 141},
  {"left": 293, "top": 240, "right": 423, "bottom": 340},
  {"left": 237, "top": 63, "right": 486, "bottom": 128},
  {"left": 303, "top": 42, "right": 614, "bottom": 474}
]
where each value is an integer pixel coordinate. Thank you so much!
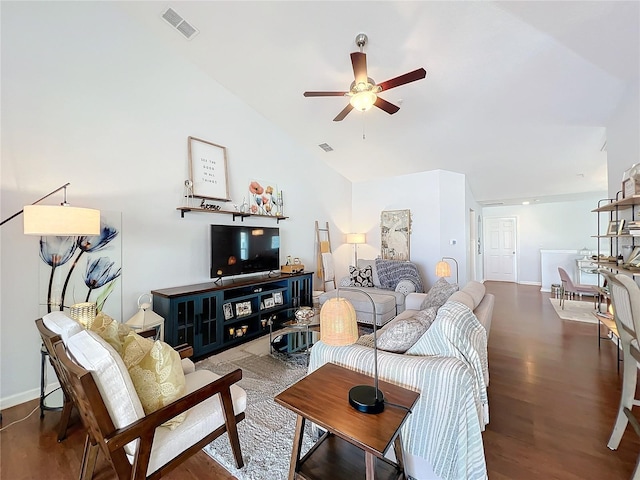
[{"left": 0, "top": 381, "right": 59, "bottom": 410}]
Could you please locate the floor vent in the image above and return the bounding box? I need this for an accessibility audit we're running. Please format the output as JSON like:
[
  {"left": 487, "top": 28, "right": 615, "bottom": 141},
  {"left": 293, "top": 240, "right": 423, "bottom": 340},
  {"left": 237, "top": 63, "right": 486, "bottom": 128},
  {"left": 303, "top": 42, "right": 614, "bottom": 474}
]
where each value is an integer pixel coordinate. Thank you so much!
[
  {"left": 318, "top": 143, "right": 333, "bottom": 152},
  {"left": 161, "top": 7, "right": 199, "bottom": 40}
]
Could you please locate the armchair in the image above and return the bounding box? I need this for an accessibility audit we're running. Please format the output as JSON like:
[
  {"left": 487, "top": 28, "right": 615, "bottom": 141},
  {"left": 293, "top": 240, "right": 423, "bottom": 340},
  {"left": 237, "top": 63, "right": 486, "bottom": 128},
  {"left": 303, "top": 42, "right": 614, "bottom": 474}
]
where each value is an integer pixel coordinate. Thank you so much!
[{"left": 53, "top": 329, "right": 246, "bottom": 479}]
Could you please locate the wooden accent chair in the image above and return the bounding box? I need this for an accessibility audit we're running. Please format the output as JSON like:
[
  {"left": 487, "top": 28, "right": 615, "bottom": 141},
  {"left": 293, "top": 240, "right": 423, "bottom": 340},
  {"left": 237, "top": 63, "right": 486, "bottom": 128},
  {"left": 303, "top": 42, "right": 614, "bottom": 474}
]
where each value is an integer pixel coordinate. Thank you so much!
[
  {"left": 600, "top": 271, "right": 640, "bottom": 479},
  {"left": 36, "top": 316, "right": 196, "bottom": 442}
]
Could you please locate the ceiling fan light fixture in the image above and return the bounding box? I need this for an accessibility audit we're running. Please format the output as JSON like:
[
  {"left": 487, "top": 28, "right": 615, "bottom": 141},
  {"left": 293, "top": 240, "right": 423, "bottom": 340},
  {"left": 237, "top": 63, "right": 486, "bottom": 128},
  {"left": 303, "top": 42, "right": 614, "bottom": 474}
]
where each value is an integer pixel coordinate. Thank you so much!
[{"left": 350, "top": 90, "right": 377, "bottom": 111}]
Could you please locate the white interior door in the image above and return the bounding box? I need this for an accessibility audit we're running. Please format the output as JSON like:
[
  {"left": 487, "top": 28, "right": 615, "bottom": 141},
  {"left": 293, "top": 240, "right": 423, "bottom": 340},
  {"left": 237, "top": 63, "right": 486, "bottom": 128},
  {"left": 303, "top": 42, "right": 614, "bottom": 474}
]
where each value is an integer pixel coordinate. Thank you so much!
[{"left": 484, "top": 217, "right": 517, "bottom": 282}]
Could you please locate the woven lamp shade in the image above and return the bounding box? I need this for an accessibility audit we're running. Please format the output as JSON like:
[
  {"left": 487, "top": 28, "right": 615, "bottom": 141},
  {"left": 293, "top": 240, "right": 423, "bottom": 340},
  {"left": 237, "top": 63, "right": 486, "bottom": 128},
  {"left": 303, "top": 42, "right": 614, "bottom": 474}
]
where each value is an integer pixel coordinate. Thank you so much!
[
  {"left": 320, "top": 297, "right": 359, "bottom": 346},
  {"left": 435, "top": 260, "right": 451, "bottom": 278},
  {"left": 70, "top": 302, "right": 97, "bottom": 329}
]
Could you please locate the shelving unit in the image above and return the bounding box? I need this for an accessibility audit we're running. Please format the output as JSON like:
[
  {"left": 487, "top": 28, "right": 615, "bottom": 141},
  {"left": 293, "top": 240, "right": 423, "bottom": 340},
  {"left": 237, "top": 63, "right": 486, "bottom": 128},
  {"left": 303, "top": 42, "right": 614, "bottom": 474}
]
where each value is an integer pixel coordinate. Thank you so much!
[
  {"left": 592, "top": 194, "right": 640, "bottom": 276},
  {"left": 151, "top": 272, "right": 313, "bottom": 359},
  {"left": 176, "top": 207, "right": 288, "bottom": 223}
]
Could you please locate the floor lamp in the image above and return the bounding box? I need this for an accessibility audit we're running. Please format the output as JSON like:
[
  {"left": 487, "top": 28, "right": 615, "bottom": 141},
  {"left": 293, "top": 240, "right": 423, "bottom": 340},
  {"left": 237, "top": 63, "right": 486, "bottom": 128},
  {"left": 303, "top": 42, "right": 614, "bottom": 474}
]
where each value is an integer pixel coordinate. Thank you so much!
[
  {"left": 346, "top": 233, "right": 366, "bottom": 266},
  {"left": 320, "top": 287, "right": 384, "bottom": 414},
  {"left": 0, "top": 183, "right": 100, "bottom": 235},
  {"left": 436, "top": 257, "right": 459, "bottom": 284}
]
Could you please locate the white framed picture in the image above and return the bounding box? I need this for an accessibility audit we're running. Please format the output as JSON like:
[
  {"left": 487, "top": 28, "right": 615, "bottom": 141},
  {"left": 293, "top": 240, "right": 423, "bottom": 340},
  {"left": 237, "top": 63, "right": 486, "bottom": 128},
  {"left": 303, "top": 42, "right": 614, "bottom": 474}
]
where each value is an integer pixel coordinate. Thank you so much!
[
  {"left": 235, "top": 301, "right": 252, "bottom": 317},
  {"left": 273, "top": 291, "right": 283, "bottom": 305},
  {"left": 223, "top": 302, "right": 234, "bottom": 320},
  {"left": 188, "top": 136, "right": 231, "bottom": 201},
  {"left": 264, "top": 297, "right": 275, "bottom": 309}
]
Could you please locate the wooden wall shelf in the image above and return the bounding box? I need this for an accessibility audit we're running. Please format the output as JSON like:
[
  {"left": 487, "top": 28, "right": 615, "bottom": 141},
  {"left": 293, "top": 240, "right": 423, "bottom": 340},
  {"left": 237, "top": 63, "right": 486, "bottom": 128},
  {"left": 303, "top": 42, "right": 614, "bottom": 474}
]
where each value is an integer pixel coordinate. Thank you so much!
[{"left": 176, "top": 207, "right": 288, "bottom": 223}]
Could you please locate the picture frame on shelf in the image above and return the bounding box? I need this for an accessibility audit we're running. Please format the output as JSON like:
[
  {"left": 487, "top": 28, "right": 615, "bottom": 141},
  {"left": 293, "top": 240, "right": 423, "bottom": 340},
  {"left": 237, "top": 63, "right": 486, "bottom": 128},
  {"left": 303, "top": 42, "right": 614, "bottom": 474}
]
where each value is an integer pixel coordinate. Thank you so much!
[
  {"left": 188, "top": 136, "right": 231, "bottom": 201},
  {"left": 273, "top": 291, "right": 283, "bottom": 305},
  {"left": 223, "top": 303, "right": 234, "bottom": 320},
  {"left": 264, "top": 297, "right": 275, "bottom": 309},
  {"left": 235, "top": 301, "right": 252, "bottom": 317},
  {"left": 607, "top": 219, "right": 625, "bottom": 236}
]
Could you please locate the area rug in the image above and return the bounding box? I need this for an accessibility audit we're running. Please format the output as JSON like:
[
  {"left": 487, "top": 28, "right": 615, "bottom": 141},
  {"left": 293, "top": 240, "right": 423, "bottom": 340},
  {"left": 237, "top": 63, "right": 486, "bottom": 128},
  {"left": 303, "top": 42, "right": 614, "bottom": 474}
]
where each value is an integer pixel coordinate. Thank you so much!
[
  {"left": 197, "top": 336, "right": 315, "bottom": 480},
  {"left": 549, "top": 297, "right": 599, "bottom": 324}
]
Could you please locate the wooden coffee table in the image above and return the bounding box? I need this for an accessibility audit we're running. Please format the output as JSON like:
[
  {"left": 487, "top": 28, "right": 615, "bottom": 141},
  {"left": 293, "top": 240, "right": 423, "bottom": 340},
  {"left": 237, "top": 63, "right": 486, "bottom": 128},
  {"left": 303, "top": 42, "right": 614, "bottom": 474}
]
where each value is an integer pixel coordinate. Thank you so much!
[{"left": 275, "top": 363, "right": 419, "bottom": 480}]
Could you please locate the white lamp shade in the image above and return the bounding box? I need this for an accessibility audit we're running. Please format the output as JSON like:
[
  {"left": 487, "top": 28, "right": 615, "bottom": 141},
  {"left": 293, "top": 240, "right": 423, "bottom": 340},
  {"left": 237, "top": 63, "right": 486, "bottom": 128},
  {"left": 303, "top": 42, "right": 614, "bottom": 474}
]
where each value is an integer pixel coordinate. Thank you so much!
[
  {"left": 346, "top": 233, "right": 366, "bottom": 244},
  {"left": 24, "top": 205, "right": 100, "bottom": 235},
  {"left": 320, "top": 298, "right": 359, "bottom": 346}
]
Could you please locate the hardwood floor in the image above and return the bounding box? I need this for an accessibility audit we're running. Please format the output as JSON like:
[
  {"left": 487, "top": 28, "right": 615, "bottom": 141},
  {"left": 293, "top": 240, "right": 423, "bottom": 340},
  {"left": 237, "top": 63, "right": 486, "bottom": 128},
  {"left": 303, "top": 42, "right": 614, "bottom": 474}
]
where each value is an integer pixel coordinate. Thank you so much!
[{"left": 1, "top": 281, "right": 638, "bottom": 479}]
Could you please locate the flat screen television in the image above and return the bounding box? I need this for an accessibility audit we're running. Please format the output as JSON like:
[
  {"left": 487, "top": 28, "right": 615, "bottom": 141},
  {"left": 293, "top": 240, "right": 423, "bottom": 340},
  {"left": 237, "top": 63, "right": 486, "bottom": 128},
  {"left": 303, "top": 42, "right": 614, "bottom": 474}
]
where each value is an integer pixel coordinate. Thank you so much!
[{"left": 210, "top": 224, "right": 280, "bottom": 278}]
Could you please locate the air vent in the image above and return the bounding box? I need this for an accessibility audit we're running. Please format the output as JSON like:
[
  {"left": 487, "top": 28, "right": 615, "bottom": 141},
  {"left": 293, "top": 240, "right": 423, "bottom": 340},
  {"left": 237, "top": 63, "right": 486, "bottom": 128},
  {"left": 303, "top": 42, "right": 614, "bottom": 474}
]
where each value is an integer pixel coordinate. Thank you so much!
[
  {"left": 318, "top": 143, "right": 333, "bottom": 152},
  {"left": 161, "top": 7, "right": 199, "bottom": 40}
]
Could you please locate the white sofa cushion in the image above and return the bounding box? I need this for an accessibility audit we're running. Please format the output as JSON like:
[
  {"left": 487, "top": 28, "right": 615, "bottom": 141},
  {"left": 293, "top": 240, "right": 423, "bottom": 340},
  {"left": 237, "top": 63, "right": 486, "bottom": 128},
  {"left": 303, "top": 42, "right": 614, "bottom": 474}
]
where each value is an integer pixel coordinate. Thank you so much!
[
  {"left": 140, "top": 369, "right": 247, "bottom": 475},
  {"left": 67, "top": 330, "right": 145, "bottom": 455},
  {"left": 449, "top": 291, "right": 475, "bottom": 311},
  {"left": 462, "top": 281, "right": 486, "bottom": 309},
  {"left": 43, "top": 311, "right": 82, "bottom": 343}
]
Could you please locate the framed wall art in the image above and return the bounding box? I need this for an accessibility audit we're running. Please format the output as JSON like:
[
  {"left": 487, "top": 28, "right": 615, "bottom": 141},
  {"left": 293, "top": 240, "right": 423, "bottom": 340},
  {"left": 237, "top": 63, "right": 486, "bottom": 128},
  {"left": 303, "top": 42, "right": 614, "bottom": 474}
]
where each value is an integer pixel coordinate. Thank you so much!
[
  {"left": 248, "top": 179, "right": 283, "bottom": 216},
  {"left": 188, "top": 136, "right": 231, "bottom": 201},
  {"left": 380, "top": 209, "right": 411, "bottom": 261}
]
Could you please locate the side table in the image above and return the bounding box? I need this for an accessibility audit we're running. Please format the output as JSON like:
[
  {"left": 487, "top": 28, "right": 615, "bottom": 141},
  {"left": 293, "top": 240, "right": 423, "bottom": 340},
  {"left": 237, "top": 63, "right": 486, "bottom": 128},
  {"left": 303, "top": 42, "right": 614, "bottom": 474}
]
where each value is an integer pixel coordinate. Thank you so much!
[
  {"left": 40, "top": 345, "right": 63, "bottom": 417},
  {"left": 275, "top": 363, "right": 419, "bottom": 480}
]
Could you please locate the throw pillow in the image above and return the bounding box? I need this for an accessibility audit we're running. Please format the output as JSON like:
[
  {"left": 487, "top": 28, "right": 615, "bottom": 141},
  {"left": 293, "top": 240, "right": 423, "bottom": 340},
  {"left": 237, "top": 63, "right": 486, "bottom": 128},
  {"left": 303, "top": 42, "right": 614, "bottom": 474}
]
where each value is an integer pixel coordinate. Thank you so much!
[
  {"left": 376, "top": 316, "right": 428, "bottom": 353},
  {"left": 420, "top": 278, "right": 458, "bottom": 310},
  {"left": 414, "top": 306, "right": 438, "bottom": 330},
  {"left": 122, "top": 332, "right": 187, "bottom": 429},
  {"left": 349, "top": 265, "right": 374, "bottom": 287},
  {"left": 89, "top": 312, "right": 132, "bottom": 355},
  {"left": 356, "top": 333, "right": 376, "bottom": 348}
]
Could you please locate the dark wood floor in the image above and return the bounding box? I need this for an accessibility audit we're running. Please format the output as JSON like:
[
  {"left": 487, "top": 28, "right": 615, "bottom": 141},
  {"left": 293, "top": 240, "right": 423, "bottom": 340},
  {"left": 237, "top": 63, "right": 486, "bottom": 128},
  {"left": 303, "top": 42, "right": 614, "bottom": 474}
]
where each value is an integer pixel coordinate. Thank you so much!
[{"left": 1, "top": 282, "right": 638, "bottom": 479}]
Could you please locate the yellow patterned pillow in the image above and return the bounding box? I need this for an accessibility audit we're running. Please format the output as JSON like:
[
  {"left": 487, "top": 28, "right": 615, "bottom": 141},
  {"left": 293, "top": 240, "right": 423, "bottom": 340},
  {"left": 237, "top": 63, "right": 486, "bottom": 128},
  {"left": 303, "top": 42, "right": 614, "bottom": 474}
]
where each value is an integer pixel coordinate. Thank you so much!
[
  {"left": 88, "top": 312, "right": 132, "bottom": 355},
  {"left": 122, "top": 332, "right": 187, "bottom": 429}
]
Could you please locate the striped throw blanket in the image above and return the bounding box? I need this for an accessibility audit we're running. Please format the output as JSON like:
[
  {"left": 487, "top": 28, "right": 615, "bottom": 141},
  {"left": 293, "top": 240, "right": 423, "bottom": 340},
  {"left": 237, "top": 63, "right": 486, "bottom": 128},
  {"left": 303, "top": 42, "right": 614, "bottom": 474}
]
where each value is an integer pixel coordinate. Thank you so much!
[
  {"left": 309, "top": 342, "right": 487, "bottom": 480},
  {"left": 375, "top": 258, "right": 424, "bottom": 293},
  {"left": 407, "top": 301, "right": 489, "bottom": 428}
]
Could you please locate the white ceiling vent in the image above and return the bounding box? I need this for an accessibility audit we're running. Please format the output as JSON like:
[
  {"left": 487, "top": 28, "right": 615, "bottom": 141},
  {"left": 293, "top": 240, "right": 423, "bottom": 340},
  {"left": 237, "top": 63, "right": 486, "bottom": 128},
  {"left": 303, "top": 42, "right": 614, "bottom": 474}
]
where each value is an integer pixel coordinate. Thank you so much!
[
  {"left": 318, "top": 143, "right": 333, "bottom": 152},
  {"left": 161, "top": 7, "right": 199, "bottom": 40}
]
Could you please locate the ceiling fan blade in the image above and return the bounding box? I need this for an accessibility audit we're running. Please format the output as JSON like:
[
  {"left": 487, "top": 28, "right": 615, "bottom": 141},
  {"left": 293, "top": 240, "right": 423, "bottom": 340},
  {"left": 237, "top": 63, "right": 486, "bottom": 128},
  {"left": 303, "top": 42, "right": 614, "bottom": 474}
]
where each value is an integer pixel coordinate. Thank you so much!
[
  {"left": 350, "top": 52, "right": 368, "bottom": 85},
  {"left": 377, "top": 68, "right": 426, "bottom": 92},
  {"left": 374, "top": 97, "right": 400, "bottom": 115},
  {"left": 303, "top": 91, "right": 348, "bottom": 97},
  {"left": 333, "top": 103, "right": 354, "bottom": 122}
]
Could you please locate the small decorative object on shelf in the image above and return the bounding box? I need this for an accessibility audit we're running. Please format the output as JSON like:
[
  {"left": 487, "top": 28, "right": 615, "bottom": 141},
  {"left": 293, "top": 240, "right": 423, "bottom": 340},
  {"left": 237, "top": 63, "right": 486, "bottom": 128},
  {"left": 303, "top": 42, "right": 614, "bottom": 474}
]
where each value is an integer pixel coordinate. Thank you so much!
[
  {"left": 295, "top": 306, "right": 315, "bottom": 324},
  {"left": 184, "top": 180, "right": 194, "bottom": 207},
  {"left": 622, "top": 163, "right": 640, "bottom": 198}
]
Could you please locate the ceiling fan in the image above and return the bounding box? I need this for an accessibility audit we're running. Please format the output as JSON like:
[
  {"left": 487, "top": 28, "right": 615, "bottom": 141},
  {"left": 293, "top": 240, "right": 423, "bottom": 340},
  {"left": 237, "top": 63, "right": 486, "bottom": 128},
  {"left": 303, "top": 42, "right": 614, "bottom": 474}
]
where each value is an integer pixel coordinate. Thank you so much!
[{"left": 303, "top": 33, "right": 426, "bottom": 122}]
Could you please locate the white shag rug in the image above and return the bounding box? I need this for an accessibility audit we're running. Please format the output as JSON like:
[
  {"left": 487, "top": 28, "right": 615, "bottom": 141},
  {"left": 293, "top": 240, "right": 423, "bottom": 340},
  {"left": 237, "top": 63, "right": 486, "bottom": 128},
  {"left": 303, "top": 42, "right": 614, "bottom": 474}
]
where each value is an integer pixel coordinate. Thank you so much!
[
  {"left": 197, "top": 336, "right": 315, "bottom": 480},
  {"left": 549, "top": 297, "right": 600, "bottom": 324}
]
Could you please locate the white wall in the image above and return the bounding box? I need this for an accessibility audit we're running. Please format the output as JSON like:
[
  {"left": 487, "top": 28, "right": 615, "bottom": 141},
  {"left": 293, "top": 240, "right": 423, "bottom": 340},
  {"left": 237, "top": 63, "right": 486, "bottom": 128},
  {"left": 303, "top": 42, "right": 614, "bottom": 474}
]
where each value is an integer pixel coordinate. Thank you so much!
[
  {"left": 351, "top": 170, "right": 468, "bottom": 288},
  {"left": 607, "top": 83, "right": 640, "bottom": 196},
  {"left": 0, "top": 2, "right": 352, "bottom": 407},
  {"left": 481, "top": 194, "right": 606, "bottom": 285}
]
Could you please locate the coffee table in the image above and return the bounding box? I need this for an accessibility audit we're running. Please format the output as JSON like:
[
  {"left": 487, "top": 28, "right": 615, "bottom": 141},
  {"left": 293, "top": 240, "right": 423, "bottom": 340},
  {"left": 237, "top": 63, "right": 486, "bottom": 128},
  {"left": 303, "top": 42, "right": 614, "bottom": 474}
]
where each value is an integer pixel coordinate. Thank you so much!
[
  {"left": 269, "top": 309, "right": 320, "bottom": 357},
  {"left": 275, "top": 363, "right": 420, "bottom": 480}
]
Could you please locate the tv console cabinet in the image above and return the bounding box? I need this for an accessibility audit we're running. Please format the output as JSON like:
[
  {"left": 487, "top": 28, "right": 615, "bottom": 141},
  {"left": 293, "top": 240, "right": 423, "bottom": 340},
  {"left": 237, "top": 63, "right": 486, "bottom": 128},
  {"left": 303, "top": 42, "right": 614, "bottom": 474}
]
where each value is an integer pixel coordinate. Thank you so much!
[{"left": 151, "top": 272, "right": 313, "bottom": 359}]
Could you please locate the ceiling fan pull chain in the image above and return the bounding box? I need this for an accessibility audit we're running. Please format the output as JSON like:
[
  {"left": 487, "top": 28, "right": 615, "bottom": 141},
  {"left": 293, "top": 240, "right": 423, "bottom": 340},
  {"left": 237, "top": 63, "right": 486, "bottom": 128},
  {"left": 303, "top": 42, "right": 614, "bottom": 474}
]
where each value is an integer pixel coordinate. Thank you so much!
[{"left": 362, "top": 111, "right": 366, "bottom": 140}]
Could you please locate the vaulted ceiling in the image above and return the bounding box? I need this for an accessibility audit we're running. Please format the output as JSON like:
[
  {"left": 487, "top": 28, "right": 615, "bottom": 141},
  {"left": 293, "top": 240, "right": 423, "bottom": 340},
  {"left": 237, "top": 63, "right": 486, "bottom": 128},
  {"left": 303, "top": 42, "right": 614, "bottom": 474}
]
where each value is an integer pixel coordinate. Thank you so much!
[{"left": 118, "top": 1, "right": 639, "bottom": 205}]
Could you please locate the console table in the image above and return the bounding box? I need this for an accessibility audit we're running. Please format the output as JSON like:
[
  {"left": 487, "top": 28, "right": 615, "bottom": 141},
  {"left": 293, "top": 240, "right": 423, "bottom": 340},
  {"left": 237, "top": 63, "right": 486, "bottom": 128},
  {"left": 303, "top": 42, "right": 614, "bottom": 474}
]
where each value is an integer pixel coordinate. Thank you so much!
[
  {"left": 275, "top": 363, "right": 419, "bottom": 480},
  {"left": 152, "top": 272, "right": 313, "bottom": 358}
]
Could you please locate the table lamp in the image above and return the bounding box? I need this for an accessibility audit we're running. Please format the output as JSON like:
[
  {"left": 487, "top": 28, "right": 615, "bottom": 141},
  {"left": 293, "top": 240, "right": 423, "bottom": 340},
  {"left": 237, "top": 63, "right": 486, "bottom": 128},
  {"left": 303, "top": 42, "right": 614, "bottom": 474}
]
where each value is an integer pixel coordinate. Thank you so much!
[
  {"left": 435, "top": 256, "right": 459, "bottom": 284},
  {"left": 320, "top": 287, "right": 384, "bottom": 413}
]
